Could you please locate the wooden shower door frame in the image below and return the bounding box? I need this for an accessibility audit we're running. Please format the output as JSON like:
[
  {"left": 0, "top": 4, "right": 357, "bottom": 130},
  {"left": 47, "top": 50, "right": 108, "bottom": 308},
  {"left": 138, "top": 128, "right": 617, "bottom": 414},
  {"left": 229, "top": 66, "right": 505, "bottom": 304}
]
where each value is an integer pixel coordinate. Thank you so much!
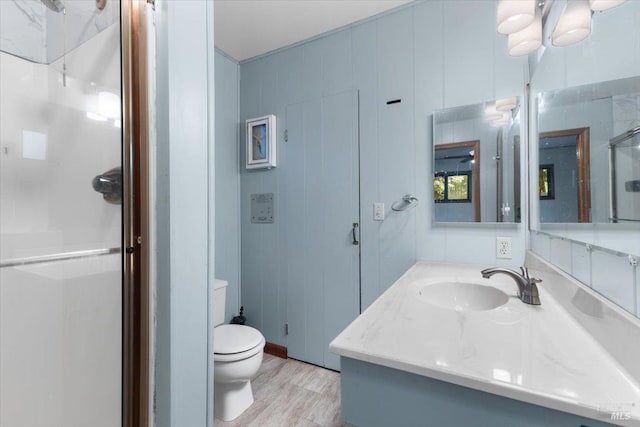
[{"left": 122, "top": 1, "right": 151, "bottom": 426}]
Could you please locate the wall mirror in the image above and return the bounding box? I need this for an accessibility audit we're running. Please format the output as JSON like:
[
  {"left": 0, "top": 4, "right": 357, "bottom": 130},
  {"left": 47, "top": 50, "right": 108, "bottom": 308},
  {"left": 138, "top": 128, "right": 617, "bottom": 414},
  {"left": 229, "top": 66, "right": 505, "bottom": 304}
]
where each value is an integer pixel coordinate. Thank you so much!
[
  {"left": 432, "top": 97, "right": 521, "bottom": 224},
  {"left": 536, "top": 75, "right": 640, "bottom": 225}
]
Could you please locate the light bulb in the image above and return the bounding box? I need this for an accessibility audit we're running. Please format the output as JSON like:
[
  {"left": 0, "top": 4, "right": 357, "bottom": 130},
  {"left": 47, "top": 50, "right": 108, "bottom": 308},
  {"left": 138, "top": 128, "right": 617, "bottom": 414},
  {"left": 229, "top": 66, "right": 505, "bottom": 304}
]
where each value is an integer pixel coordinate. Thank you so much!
[
  {"left": 485, "top": 101, "right": 502, "bottom": 120},
  {"left": 497, "top": 0, "right": 536, "bottom": 34},
  {"left": 496, "top": 97, "right": 518, "bottom": 111},
  {"left": 492, "top": 112, "right": 511, "bottom": 126},
  {"left": 508, "top": 7, "right": 542, "bottom": 56},
  {"left": 552, "top": 0, "right": 592, "bottom": 47},
  {"left": 589, "top": 0, "right": 626, "bottom": 11}
]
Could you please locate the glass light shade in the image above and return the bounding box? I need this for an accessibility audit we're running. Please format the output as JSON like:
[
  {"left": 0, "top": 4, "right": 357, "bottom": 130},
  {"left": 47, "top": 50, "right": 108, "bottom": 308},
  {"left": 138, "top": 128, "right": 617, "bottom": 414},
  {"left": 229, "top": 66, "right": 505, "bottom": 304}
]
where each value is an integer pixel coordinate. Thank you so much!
[
  {"left": 508, "top": 7, "right": 542, "bottom": 56},
  {"left": 497, "top": 0, "right": 536, "bottom": 34},
  {"left": 552, "top": 0, "right": 592, "bottom": 47},
  {"left": 589, "top": 0, "right": 626, "bottom": 11},
  {"left": 485, "top": 101, "right": 502, "bottom": 120},
  {"left": 496, "top": 97, "right": 518, "bottom": 111},
  {"left": 492, "top": 112, "right": 511, "bottom": 126}
]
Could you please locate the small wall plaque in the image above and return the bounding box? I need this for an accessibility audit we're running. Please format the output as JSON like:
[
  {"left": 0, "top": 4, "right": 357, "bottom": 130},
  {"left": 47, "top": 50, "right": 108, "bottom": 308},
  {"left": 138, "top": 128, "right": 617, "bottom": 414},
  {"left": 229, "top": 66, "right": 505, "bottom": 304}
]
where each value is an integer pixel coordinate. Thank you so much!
[
  {"left": 251, "top": 193, "right": 274, "bottom": 223},
  {"left": 246, "top": 115, "right": 277, "bottom": 169}
]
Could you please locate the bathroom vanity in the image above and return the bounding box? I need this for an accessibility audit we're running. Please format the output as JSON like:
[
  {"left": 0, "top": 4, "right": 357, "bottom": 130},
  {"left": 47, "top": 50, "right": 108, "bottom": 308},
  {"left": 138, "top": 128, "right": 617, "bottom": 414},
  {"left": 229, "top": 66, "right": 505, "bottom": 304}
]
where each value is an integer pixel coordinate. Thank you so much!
[{"left": 330, "top": 254, "right": 640, "bottom": 427}]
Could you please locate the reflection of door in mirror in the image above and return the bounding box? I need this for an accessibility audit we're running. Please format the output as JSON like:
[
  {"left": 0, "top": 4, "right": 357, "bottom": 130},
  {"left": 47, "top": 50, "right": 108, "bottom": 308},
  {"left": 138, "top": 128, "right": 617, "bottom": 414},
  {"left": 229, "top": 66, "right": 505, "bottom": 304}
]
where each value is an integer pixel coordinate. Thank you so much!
[
  {"left": 434, "top": 141, "right": 480, "bottom": 222},
  {"left": 539, "top": 128, "right": 591, "bottom": 223}
]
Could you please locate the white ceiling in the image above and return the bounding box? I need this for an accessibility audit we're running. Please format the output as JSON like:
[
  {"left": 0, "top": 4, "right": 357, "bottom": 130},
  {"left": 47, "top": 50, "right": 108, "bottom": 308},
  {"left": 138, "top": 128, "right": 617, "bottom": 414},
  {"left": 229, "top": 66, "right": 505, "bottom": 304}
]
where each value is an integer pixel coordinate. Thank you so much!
[{"left": 214, "top": 0, "right": 412, "bottom": 62}]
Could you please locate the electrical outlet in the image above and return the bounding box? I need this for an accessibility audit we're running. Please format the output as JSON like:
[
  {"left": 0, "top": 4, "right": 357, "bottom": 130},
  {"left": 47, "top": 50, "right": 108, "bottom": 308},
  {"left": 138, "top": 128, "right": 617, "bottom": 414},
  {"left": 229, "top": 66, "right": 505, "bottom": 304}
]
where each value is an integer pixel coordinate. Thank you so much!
[
  {"left": 496, "top": 237, "right": 512, "bottom": 259},
  {"left": 374, "top": 202, "right": 385, "bottom": 221}
]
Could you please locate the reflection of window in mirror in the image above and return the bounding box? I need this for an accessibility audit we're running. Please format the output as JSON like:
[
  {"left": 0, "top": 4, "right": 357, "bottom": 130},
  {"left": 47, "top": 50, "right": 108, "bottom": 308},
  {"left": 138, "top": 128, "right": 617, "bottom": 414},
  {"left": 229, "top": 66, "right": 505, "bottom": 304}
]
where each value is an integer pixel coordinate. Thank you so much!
[
  {"left": 434, "top": 176, "right": 445, "bottom": 201},
  {"left": 434, "top": 171, "right": 472, "bottom": 202},
  {"left": 434, "top": 140, "right": 481, "bottom": 222},
  {"left": 539, "top": 165, "right": 555, "bottom": 200}
]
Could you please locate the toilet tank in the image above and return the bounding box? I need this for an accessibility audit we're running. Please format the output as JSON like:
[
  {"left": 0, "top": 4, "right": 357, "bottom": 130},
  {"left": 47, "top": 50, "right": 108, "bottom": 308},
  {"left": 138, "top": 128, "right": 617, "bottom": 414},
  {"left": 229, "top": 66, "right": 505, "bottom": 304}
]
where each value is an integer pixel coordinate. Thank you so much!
[{"left": 213, "top": 279, "right": 228, "bottom": 326}]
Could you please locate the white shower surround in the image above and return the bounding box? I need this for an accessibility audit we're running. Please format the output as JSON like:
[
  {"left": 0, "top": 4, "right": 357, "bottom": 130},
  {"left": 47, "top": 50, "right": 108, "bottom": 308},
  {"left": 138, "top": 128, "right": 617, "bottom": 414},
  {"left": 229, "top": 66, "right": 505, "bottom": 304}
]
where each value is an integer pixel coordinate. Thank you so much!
[{"left": 0, "top": 19, "right": 122, "bottom": 427}]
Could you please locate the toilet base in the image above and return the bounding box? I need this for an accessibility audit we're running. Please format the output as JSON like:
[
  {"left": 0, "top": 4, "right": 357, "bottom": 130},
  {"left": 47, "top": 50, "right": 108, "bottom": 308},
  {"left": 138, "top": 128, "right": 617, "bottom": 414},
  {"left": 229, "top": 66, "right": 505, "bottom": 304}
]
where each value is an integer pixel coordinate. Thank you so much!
[{"left": 214, "top": 380, "right": 254, "bottom": 421}]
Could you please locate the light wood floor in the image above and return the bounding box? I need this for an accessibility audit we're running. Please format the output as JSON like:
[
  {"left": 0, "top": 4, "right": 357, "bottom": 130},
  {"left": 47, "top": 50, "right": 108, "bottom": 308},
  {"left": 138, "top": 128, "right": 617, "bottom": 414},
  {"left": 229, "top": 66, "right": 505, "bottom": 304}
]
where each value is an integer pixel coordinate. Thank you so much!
[{"left": 214, "top": 354, "right": 349, "bottom": 427}]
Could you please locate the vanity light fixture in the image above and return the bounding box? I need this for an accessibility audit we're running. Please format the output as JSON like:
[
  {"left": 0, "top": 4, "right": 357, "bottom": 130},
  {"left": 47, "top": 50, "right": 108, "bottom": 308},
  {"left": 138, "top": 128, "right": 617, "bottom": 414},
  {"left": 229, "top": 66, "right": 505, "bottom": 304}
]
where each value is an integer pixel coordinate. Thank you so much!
[
  {"left": 589, "top": 0, "right": 626, "bottom": 11},
  {"left": 492, "top": 112, "right": 512, "bottom": 126},
  {"left": 487, "top": 97, "right": 516, "bottom": 126},
  {"left": 508, "top": 7, "right": 542, "bottom": 56},
  {"left": 497, "top": 0, "right": 536, "bottom": 34},
  {"left": 552, "top": 0, "right": 592, "bottom": 47},
  {"left": 497, "top": 0, "right": 626, "bottom": 56},
  {"left": 485, "top": 101, "right": 502, "bottom": 120},
  {"left": 496, "top": 97, "right": 518, "bottom": 111}
]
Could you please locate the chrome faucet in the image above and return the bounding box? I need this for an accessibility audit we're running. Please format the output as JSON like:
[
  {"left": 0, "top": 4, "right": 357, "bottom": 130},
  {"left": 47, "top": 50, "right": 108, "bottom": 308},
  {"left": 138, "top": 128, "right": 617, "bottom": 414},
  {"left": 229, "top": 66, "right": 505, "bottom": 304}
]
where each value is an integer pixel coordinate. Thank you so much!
[{"left": 481, "top": 267, "right": 542, "bottom": 305}]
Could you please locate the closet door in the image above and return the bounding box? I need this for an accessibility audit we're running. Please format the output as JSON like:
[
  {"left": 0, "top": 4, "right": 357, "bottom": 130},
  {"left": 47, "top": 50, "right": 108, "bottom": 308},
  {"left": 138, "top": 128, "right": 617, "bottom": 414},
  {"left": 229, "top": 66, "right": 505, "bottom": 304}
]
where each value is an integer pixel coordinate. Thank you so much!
[{"left": 285, "top": 90, "right": 360, "bottom": 370}]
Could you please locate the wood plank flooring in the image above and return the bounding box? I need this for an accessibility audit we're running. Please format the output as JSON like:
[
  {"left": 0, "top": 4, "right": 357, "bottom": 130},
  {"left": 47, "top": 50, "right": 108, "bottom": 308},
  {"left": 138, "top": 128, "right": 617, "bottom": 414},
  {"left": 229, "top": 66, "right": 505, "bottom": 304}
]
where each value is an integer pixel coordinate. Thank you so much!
[{"left": 215, "top": 354, "right": 350, "bottom": 427}]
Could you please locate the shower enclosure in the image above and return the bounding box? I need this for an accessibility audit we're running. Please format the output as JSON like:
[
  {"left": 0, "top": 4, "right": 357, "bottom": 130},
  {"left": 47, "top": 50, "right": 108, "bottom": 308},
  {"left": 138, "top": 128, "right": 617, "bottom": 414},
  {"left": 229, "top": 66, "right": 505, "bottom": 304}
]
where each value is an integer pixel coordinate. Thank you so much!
[
  {"left": 610, "top": 126, "right": 640, "bottom": 222},
  {"left": 0, "top": 1, "right": 127, "bottom": 425}
]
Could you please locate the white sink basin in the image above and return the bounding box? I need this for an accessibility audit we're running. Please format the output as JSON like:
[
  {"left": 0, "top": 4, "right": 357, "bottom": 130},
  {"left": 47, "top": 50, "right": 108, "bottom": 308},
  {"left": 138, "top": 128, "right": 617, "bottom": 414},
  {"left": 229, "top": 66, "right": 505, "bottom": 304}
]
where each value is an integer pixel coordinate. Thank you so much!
[{"left": 417, "top": 282, "right": 509, "bottom": 312}]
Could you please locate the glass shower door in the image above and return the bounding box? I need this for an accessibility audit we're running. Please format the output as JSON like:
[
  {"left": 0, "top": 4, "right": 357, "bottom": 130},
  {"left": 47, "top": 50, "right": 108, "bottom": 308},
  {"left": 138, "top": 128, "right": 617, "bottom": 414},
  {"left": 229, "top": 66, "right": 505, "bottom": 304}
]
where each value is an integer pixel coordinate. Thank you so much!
[
  {"left": 610, "top": 127, "right": 640, "bottom": 222},
  {"left": 0, "top": 1, "right": 123, "bottom": 426}
]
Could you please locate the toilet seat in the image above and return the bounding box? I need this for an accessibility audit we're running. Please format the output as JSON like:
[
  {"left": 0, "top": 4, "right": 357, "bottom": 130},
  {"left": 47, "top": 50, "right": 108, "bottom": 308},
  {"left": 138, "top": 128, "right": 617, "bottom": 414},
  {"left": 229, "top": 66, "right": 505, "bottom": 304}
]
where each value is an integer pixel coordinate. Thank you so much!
[{"left": 214, "top": 324, "right": 265, "bottom": 362}]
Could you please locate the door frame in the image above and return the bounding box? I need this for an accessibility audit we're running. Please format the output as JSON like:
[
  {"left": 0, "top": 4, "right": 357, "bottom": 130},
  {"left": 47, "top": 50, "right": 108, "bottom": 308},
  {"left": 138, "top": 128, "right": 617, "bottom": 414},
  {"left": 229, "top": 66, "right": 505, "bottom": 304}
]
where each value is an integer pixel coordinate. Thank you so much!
[
  {"left": 539, "top": 128, "right": 591, "bottom": 223},
  {"left": 121, "top": 1, "right": 151, "bottom": 426}
]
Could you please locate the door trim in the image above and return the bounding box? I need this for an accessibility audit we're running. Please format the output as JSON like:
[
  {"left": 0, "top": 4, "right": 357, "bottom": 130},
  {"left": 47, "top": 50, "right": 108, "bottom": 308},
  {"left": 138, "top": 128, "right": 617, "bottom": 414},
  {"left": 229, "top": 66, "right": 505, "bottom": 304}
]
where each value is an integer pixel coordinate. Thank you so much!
[
  {"left": 121, "top": 1, "right": 150, "bottom": 426},
  {"left": 539, "top": 128, "right": 591, "bottom": 223}
]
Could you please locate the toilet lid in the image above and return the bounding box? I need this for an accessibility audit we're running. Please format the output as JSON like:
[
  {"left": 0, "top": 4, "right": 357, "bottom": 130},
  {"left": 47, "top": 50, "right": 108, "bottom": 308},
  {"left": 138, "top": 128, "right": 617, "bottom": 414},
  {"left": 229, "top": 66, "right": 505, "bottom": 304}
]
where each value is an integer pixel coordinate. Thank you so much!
[{"left": 214, "top": 324, "right": 264, "bottom": 354}]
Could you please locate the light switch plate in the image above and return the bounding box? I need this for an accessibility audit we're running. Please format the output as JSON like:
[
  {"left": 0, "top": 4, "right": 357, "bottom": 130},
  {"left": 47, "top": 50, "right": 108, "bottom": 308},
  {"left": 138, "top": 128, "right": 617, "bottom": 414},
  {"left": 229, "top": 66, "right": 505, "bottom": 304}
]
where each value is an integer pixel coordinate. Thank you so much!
[
  {"left": 496, "top": 237, "right": 512, "bottom": 259},
  {"left": 374, "top": 203, "right": 385, "bottom": 221}
]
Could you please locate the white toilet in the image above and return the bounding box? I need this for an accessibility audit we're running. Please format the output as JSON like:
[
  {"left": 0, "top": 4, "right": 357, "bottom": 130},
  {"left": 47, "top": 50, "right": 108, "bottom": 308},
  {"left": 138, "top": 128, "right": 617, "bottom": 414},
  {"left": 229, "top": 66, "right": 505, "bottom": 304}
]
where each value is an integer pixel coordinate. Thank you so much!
[{"left": 213, "top": 279, "right": 266, "bottom": 422}]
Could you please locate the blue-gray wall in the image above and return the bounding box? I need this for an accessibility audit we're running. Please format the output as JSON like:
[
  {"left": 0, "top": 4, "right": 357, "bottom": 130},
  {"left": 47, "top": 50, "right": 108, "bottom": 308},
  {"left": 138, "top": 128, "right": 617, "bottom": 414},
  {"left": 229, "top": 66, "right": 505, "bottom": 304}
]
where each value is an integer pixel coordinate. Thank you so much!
[
  {"left": 154, "top": 1, "right": 214, "bottom": 425},
  {"left": 214, "top": 50, "right": 241, "bottom": 322},
  {"left": 238, "top": 1, "right": 528, "bottom": 348}
]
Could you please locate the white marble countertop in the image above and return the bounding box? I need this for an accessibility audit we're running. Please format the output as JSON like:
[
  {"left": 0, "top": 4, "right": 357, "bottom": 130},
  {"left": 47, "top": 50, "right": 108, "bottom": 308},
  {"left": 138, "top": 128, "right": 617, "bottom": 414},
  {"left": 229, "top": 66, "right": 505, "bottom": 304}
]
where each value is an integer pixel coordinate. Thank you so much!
[{"left": 330, "top": 261, "right": 640, "bottom": 426}]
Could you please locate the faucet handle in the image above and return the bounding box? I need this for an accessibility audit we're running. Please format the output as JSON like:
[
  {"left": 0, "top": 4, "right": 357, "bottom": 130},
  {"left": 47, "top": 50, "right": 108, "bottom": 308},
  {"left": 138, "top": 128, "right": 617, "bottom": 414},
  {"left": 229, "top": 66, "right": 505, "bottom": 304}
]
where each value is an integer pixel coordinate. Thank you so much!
[{"left": 521, "top": 266, "right": 542, "bottom": 284}]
